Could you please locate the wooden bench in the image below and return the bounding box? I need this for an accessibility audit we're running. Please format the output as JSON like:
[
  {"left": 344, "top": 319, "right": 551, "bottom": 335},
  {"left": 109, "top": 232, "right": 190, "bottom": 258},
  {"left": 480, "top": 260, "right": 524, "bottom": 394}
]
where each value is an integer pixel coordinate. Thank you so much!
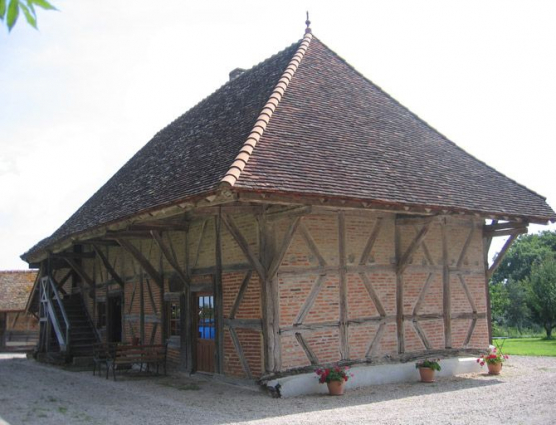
[
  {"left": 92, "top": 343, "right": 117, "bottom": 378},
  {"left": 94, "top": 343, "right": 167, "bottom": 380}
]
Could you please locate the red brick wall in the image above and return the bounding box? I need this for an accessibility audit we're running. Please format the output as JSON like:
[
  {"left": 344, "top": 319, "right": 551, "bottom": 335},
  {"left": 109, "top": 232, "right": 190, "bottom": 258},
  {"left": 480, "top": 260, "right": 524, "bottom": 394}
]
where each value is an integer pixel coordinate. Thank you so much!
[{"left": 277, "top": 213, "right": 489, "bottom": 372}]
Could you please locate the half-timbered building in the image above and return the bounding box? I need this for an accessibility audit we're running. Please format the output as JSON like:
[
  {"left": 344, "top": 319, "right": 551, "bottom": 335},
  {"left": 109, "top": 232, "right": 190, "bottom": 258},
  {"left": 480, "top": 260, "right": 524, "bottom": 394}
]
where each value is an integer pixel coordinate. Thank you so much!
[{"left": 22, "top": 25, "right": 555, "bottom": 392}]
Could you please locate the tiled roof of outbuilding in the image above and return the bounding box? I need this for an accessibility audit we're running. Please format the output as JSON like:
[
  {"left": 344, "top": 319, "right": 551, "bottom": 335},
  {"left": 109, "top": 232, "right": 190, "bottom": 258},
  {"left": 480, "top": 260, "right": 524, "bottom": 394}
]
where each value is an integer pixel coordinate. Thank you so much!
[
  {"left": 0, "top": 271, "right": 37, "bottom": 311},
  {"left": 23, "top": 32, "right": 555, "bottom": 261}
]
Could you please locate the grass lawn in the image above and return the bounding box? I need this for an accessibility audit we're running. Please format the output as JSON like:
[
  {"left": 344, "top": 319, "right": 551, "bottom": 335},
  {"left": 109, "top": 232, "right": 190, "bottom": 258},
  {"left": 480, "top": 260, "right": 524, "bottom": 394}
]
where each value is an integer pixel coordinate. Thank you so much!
[{"left": 494, "top": 337, "right": 556, "bottom": 357}]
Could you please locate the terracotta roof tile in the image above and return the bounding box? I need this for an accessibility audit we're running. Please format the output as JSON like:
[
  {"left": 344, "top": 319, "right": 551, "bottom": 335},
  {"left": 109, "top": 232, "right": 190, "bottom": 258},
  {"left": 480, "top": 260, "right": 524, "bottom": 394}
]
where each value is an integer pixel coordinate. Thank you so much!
[
  {"left": 234, "top": 37, "right": 555, "bottom": 222},
  {"left": 23, "top": 41, "right": 301, "bottom": 258}
]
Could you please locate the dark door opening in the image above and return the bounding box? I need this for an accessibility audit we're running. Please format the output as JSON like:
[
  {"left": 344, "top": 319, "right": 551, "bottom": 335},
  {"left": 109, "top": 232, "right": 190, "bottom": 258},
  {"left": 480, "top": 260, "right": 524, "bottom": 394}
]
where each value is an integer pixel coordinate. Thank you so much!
[
  {"left": 107, "top": 296, "right": 122, "bottom": 343},
  {"left": 194, "top": 293, "right": 215, "bottom": 373}
]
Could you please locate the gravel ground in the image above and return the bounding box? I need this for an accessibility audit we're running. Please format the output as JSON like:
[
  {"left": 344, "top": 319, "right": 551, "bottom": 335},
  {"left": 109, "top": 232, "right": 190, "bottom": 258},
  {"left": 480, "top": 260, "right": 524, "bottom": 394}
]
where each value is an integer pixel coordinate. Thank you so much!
[{"left": 0, "top": 353, "right": 555, "bottom": 425}]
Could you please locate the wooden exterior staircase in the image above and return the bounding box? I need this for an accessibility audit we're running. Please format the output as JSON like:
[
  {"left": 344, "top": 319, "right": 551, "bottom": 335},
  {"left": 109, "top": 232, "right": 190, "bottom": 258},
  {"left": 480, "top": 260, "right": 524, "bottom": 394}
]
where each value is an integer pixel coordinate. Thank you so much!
[{"left": 39, "top": 277, "right": 99, "bottom": 361}]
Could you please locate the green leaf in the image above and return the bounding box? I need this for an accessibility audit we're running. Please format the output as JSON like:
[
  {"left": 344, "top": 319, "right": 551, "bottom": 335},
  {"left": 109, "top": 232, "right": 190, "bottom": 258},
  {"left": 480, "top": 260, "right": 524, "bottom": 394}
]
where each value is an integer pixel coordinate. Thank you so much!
[
  {"left": 7, "top": 0, "right": 19, "bottom": 31},
  {"left": 20, "top": 3, "right": 36, "bottom": 29},
  {"left": 29, "top": 0, "right": 56, "bottom": 11},
  {"left": 1, "top": 0, "right": 7, "bottom": 21}
]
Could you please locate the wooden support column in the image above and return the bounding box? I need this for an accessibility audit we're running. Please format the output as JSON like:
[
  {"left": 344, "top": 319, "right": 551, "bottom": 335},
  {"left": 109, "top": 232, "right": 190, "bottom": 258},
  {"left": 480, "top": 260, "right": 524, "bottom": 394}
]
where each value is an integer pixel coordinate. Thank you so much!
[
  {"left": 395, "top": 218, "right": 405, "bottom": 354},
  {"left": 441, "top": 219, "right": 452, "bottom": 348},
  {"left": 183, "top": 224, "right": 192, "bottom": 373},
  {"left": 159, "top": 240, "right": 165, "bottom": 345},
  {"left": 139, "top": 241, "right": 145, "bottom": 344},
  {"left": 338, "top": 212, "right": 349, "bottom": 360},
  {"left": 259, "top": 213, "right": 275, "bottom": 373},
  {"left": 214, "top": 210, "right": 224, "bottom": 374}
]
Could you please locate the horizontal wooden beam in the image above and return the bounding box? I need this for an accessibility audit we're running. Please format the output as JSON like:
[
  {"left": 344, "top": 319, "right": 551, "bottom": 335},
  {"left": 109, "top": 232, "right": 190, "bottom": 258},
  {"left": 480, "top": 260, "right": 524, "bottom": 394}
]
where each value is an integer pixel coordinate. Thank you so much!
[
  {"left": 128, "top": 224, "right": 189, "bottom": 232},
  {"left": 395, "top": 216, "right": 437, "bottom": 226},
  {"left": 484, "top": 227, "right": 527, "bottom": 238},
  {"left": 52, "top": 252, "right": 95, "bottom": 260},
  {"left": 483, "top": 221, "right": 526, "bottom": 232},
  {"left": 224, "top": 318, "right": 262, "bottom": 330},
  {"left": 83, "top": 239, "right": 120, "bottom": 247},
  {"left": 265, "top": 206, "right": 312, "bottom": 222},
  {"left": 106, "top": 230, "right": 153, "bottom": 239}
]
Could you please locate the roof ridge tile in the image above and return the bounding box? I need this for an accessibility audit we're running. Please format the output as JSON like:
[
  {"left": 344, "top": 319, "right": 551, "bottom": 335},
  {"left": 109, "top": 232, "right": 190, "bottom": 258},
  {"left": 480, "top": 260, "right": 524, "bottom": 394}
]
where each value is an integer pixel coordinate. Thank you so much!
[{"left": 220, "top": 32, "right": 313, "bottom": 187}]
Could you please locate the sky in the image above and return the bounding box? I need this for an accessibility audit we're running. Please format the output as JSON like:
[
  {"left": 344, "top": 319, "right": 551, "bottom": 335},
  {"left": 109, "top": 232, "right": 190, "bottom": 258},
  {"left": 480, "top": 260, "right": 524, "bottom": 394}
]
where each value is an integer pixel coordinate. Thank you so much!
[{"left": 1, "top": 0, "right": 555, "bottom": 270}]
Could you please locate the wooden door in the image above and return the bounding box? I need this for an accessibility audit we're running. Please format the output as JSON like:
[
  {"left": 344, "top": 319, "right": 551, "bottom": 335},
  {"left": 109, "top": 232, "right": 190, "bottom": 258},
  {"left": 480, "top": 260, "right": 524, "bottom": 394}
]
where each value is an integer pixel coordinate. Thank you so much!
[{"left": 195, "top": 293, "right": 215, "bottom": 373}]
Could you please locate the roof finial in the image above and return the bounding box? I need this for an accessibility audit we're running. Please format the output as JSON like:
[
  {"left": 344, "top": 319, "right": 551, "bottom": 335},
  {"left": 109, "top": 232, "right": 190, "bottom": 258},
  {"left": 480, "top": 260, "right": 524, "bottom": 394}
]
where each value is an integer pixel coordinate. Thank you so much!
[{"left": 305, "top": 11, "right": 312, "bottom": 34}]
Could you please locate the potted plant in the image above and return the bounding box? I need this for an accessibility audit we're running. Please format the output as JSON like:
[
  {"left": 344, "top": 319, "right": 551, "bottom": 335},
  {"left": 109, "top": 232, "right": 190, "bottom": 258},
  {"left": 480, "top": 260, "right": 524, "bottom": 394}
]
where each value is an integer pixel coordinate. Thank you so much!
[
  {"left": 477, "top": 345, "right": 509, "bottom": 375},
  {"left": 415, "top": 359, "right": 441, "bottom": 382},
  {"left": 315, "top": 364, "right": 353, "bottom": 395}
]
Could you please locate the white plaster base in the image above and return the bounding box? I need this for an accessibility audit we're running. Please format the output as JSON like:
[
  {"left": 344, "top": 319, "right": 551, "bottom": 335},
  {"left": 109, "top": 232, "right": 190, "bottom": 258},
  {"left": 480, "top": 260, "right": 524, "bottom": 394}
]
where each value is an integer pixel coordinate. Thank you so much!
[{"left": 267, "top": 357, "right": 481, "bottom": 398}]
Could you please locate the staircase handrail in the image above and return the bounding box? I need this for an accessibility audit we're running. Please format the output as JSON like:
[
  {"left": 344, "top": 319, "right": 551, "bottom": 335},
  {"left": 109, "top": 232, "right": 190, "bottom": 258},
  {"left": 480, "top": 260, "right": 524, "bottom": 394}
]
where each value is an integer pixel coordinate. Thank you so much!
[{"left": 41, "top": 276, "right": 71, "bottom": 352}]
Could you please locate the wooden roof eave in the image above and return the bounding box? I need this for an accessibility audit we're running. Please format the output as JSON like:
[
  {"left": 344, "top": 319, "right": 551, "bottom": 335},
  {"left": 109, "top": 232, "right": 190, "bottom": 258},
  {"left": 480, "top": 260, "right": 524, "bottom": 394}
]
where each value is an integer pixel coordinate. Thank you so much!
[
  {"left": 233, "top": 187, "right": 555, "bottom": 225},
  {"left": 21, "top": 188, "right": 237, "bottom": 265}
]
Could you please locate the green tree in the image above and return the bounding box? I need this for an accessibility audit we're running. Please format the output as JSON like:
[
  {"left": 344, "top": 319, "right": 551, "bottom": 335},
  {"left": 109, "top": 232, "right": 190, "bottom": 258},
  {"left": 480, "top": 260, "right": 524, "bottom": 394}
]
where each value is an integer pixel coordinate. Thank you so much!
[
  {"left": 489, "top": 281, "right": 509, "bottom": 326},
  {"left": 489, "top": 231, "right": 556, "bottom": 334},
  {"left": 527, "top": 255, "right": 556, "bottom": 339},
  {"left": 491, "top": 231, "right": 556, "bottom": 285},
  {"left": 0, "top": 0, "right": 56, "bottom": 32},
  {"left": 505, "top": 278, "right": 530, "bottom": 330}
]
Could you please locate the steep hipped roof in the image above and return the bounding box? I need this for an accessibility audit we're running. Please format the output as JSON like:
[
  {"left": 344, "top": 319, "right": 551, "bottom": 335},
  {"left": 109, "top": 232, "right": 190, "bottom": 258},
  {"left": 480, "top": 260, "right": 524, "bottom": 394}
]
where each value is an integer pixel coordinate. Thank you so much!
[
  {"left": 23, "top": 32, "right": 555, "bottom": 261},
  {"left": 0, "top": 271, "right": 37, "bottom": 311},
  {"left": 231, "top": 37, "right": 555, "bottom": 221}
]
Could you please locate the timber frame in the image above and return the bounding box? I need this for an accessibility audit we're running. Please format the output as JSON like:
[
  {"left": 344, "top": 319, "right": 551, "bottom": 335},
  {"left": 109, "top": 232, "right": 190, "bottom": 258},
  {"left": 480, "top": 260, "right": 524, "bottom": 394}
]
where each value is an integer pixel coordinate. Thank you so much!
[{"left": 27, "top": 198, "right": 525, "bottom": 380}]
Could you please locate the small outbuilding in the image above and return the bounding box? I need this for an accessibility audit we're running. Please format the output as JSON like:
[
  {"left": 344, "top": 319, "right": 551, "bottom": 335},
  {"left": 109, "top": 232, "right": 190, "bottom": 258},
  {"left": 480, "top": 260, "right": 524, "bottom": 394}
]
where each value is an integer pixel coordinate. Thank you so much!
[
  {"left": 22, "top": 25, "right": 555, "bottom": 390},
  {"left": 0, "top": 270, "right": 39, "bottom": 351}
]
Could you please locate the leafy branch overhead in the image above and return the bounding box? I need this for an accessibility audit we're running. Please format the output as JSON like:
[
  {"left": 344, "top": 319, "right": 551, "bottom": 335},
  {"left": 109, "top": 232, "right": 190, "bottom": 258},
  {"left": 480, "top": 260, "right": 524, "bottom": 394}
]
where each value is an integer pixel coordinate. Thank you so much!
[{"left": 0, "top": 0, "right": 57, "bottom": 32}]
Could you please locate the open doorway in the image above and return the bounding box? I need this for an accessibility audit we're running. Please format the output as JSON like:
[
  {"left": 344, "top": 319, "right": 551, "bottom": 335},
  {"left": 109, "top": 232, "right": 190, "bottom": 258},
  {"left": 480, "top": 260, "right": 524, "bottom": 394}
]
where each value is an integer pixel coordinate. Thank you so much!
[{"left": 107, "top": 295, "right": 122, "bottom": 343}]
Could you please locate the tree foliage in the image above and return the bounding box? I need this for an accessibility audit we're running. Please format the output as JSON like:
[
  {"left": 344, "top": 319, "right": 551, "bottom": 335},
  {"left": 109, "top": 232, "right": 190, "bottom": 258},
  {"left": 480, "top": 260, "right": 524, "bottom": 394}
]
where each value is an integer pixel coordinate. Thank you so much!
[
  {"left": 490, "top": 231, "right": 556, "bottom": 337},
  {"left": 0, "top": 0, "right": 56, "bottom": 32},
  {"left": 527, "top": 255, "right": 556, "bottom": 339},
  {"left": 491, "top": 231, "right": 556, "bottom": 285}
]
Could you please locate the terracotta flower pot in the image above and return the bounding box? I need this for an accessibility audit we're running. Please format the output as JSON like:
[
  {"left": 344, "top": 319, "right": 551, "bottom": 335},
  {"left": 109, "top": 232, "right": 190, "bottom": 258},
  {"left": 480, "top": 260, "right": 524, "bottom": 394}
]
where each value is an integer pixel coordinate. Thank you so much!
[
  {"left": 327, "top": 380, "right": 346, "bottom": 396},
  {"left": 487, "top": 362, "right": 502, "bottom": 375},
  {"left": 418, "top": 367, "right": 436, "bottom": 383}
]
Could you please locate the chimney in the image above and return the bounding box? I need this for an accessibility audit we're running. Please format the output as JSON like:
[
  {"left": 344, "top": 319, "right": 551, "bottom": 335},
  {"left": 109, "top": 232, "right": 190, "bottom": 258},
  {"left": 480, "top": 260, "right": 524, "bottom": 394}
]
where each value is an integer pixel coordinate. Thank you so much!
[{"left": 229, "top": 68, "right": 246, "bottom": 81}]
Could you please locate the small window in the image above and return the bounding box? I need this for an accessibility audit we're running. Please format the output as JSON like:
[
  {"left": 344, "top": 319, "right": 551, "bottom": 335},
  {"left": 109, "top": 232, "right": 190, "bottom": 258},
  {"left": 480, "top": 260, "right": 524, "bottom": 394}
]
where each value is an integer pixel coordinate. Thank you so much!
[
  {"left": 168, "top": 302, "right": 181, "bottom": 337},
  {"left": 198, "top": 295, "right": 215, "bottom": 340}
]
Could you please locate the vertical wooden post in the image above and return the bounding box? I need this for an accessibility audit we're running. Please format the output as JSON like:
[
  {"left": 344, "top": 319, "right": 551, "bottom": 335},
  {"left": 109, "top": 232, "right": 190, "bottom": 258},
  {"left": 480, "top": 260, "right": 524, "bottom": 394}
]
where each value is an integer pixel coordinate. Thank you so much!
[
  {"left": 483, "top": 229, "right": 494, "bottom": 344},
  {"left": 338, "top": 212, "right": 349, "bottom": 360},
  {"left": 214, "top": 210, "right": 224, "bottom": 374},
  {"left": 139, "top": 241, "right": 145, "bottom": 344},
  {"left": 395, "top": 217, "right": 405, "bottom": 354},
  {"left": 159, "top": 239, "right": 165, "bottom": 345},
  {"left": 183, "top": 224, "right": 192, "bottom": 372},
  {"left": 442, "top": 219, "right": 452, "bottom": 348},
  {"left": 258, "top": 213, "right": 272, "bottom": 373},
  {"left": 260, "top": 214, "right": 279, "bottom": 372}
]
